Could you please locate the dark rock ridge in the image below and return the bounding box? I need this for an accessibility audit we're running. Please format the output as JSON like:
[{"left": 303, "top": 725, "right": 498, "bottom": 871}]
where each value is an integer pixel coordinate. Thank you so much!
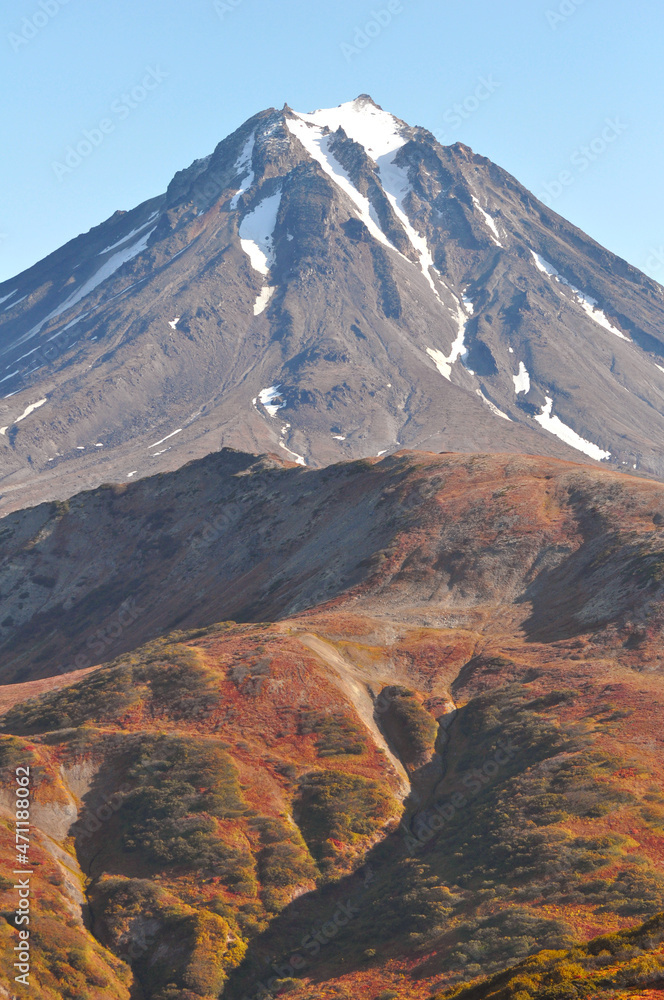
[{"left": 1, "top": 446, "right": 663, "bottom": 684}]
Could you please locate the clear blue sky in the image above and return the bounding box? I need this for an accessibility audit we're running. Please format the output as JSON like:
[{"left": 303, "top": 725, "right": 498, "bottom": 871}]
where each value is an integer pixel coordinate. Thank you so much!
[{"left": 2, "top": 0, "right": 663, "bottom": 283}]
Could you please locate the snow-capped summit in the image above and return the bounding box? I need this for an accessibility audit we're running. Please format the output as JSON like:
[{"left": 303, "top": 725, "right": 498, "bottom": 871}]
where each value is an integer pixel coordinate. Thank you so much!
[
  {"left": 1, "top": 96, "right": 664, "bottom": 512},
  {"left": 291, "top": 94, "right": 409, "bottom": 160}
]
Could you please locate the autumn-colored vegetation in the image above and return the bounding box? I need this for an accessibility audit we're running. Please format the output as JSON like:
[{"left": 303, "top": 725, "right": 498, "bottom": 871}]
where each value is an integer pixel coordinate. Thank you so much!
[
  {"left": 436, "top": 913, "right": 664, "bottom": 999},
  {"left": 1, "top": 453, "right": 664, "bottom": 997}
]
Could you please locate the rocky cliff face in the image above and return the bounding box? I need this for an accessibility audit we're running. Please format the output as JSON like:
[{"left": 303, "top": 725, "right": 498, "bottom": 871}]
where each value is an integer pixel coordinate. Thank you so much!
[{"left": 2, "top": 97, "right": 664, "bottom": 514}]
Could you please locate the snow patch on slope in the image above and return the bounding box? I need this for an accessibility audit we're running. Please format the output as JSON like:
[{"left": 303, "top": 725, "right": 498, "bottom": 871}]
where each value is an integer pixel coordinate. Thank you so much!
[
  {"left": 290, "top": 101, "right": 475, "bottom": 383},
  {"left": 286, "top": 116, "right": 394, "bottom": 252},
  {"left": 376, "top": 155, "right": 441, "bottom": 296},
  {"left": 535, "top": 396, "right": 610, "bottom": 461},
  {"left": 258, "top": 385, "right": 286, "bottom": 417},
  {"left": 14, "top": 398, "right": 47, "bottom": 424},
  {"left": 6, "top": 227, "right": 157, "bottom": 353},
  {"left": 0, "top": 290, "right": 17, "bottom": 307},
  {"left": 292, "top": 99, "right": 447, "bottom": 299},
  {"left": 278, "top": 423, "right": 305, "bottom": 465},
  {"left": 98, "top": 212, "right": 159, "bottom": 255},
  {"left": 472, "top": 197, "right": 503, "bottom": 247},
  {"left": 3, "top": 294, "right": 28, "bottom": 312},
  {"left": 253, "top": 286, "right": 275, "bottom": 315},
  {"left": 239, "top": 188, "right": 282, "bottom": 276},
  {"left": 46, "top": 313, "right": 88, "bottom": 342},
  {"left": 279, "top": 440, "right": 306, "bottom": 466},
  {"left": 149, "top": 428, "right": 182, "bottom": 449},
  {"left": 426, "top": 348, "right": 453, "bottom": 381},
  {"left": 230, "top": 133, "right": 256, "bottom": 210},
  {"left": 295, "top": 98, "right": 407, "bottom": 159},
  {"left": 60, "top": 227, "right": 156, "bottom": 310},
  {"left": 426, "top": 295, "right": 471, "bottom": 381},
  {"left": 254, "top": 388, "right": 303, "bottom": 462},
  {"left": 476, "top": 389, "right": 511, "bottom": 421},
  {"left": 531, "top": 253, "right": 559, "bottom": 278},
  {"left": 513, "top": 361, "right": 531, "bottom": 395},
  {"left": 531, "top": 252, "right": 630, "bottom": 341}
]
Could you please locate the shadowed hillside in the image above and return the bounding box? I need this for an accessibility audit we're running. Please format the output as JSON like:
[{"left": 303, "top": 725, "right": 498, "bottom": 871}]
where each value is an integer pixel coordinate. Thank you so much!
[{"left": 1, "top": 448, "right": 664, "bottom": 685}]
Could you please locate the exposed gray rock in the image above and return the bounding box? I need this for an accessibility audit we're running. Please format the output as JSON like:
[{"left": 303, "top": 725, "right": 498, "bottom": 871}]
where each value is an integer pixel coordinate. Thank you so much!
[{"left": 1, "top": 96, "right": 663, "bottom": 516}]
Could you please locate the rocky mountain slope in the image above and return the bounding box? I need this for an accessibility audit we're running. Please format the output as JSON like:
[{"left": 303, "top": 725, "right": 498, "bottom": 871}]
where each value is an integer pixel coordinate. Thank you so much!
[
  {"left": 1, "top": 447, "right": 663, "bottom": 998},
  {"left": 2, "top": 96, "right": 664, "bottom": 514}
]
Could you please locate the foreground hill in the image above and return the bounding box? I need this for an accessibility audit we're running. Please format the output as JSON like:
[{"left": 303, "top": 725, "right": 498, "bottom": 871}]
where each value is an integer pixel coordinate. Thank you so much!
[
  {"left": 0, "top": 448, "right": 663, "bottom": 997},
  {"left": 1, "top": 610, "right": 663, "bottom": 998},
  {"left": 2, "top": 97, "right": 664, "bottom": 513},
  {"left": 435, "top": 914, "right": 664, "bottom": 999}
]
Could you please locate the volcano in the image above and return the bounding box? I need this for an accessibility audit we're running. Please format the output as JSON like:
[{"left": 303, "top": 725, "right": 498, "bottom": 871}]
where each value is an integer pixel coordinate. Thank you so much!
[{"left": 1, "top": 96, "right": 664, "bottom": 513}]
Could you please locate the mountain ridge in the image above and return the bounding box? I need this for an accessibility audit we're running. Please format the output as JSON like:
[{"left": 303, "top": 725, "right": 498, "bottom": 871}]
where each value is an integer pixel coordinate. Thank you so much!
[{"left": 1, "top": 445, "right": 663, "bottom": 685}]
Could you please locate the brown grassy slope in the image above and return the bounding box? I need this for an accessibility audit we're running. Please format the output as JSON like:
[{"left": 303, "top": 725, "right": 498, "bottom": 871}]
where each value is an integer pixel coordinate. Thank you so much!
[
  {"left": 1, "top": 449, "right": 664, "bottom": 684},
  {"left": 0, "top": 625, "right": 407, "bottom": 999},
  {"left": 0, "top": 603, "right": 663, "bottom": 998},
  {"left": 0, "top": 736, "right": 132, "bottom": 999},
  {"left": 0, "top": 451, "right": 663, "bottom": 997}
]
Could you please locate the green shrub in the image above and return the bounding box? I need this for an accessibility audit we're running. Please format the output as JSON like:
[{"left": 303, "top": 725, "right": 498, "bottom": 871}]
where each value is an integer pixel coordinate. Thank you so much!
[
  {"left": 365, "top": 858, "right": 457, "bottom": 940},
  {"left": 378, "top": 686, "right": 438, "bottom": 766},
  {"left": 137, "top": 647, "right": 219, "bottom": 720},
  {"left": 1, "top": 665, "right": 142, "bottom": 733},
  {"left": 251, "top": 816, "right": 318, "bottom": 909},
  {"left": 118, "top": 736, "right": 253, "bottom": 884},
  {"left": 446, "top": 908, "right": 574, "bottom": 972},
  {"left": 295, "top": 770, "right": 397, "bottom": 866},
  {"left": 0, "top": 734, "right": 33, "bottom": 768},
  {"left": 299, "top": 710, "right": 366, "bottom": 756},
  {"left": 433, "top": 911, "right": 664, "bottom": 999},
  {"left": 91, "top": 877, "right": 245, "bottom": 996},
  {"left": 1, "top": 643, "right": 219, "bottom": 733}
]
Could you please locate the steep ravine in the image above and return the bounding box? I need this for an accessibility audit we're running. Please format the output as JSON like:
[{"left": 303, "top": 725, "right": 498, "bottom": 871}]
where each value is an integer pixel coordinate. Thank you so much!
[
  {"left": 298, "top": 634, "right": 411, "bottom": 797},
  {"left": 299, "top": 630, "right": 463, "bottom": 843}
]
